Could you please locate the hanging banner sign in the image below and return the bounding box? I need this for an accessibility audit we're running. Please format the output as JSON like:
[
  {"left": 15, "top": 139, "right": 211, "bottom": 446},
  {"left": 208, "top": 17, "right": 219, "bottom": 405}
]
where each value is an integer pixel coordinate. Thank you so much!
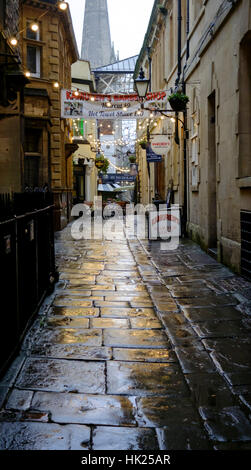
[
  {"left": 151, "top": 135, "right": 171, "bottom": 155},
  {"left": 146, "top": 143, "right": 162, "bottom": 163},
  {"left": 101, "top": 173, "right": 136, "bottom": 183},
  {"left": 61, "top": 89, "right": 168, "bottom": 120}
]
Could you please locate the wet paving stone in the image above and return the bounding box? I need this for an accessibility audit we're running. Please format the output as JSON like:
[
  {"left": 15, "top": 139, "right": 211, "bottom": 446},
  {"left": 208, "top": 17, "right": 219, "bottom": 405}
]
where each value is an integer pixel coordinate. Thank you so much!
[
  {"left": 174, "top": 346, "right": 216, "bottom": 374},
  {"left": 169, "top": 287, "right": 213, "bottom": 298},
  {"left": 6, "top": 389, "right": 34, "bottom": 411},
  {"left": 30, "top": 392, "right": 136, "bottom": 426},
  {"left": 220, "top": 372, "right": 251, "bottom": 388},
  {"left": 154, "top": 302, "right": 179, "bottom": 313},
  {"left": 0, "top": 422, "right": 90, "bottom": 450},
  {"left": 184, "top": 373, "right": 236, "bottom": 408},
  {"left": 92, "top": 426, "right": 159, "bottom": 450},
  {"left": 199, "top": 406, "right": 251, "bottom": 442},
  {"left": 60, "top": 274, "right": 96, "bottom": 282},
  {"left": 182, "top": 306, "right": 241, "bottom": 323},
  {"left": 49, "top": 306, "right": 99, "bottom": 317},
  {"left": 101, "top": 308, "right": 156, "bottom": 319},
  {"left": 46, "top": 316, "right": 90, "bottom": 328},
  {"left": 90, "top": 318, "right": 129, "bottom": 329},
  {"left": 30, "top": 344, "right": 112, "bottom": 361},
  {"left": 115, "top": 285, "right": 147, "bottom": 292},
  {"left": 16, "top": 358, "right": 106, "bottom": 394},
  {"left": 177, "top": 294, "right": 238, "bottom": 308},
  {"left": 136, "top": 395, "right": 199, "bottom": 428},
  {"left": 193, "top": 319, "right": 251, "bottom": 339},
  {"left": 112, "top": 348, "right": 176, "bottom": 363},
  {"left": 34, "top": 327, "right": 102, "bottom": 346},
  {"left": 130, "top": 300, "right": 155, "bottom": 308},
  {"left": 160, "top": 314, "right": 199, "bottom": 346},
  {"left": 130, "top": 318, "right": 162, "bottom": 329},
  {"left": 156, "top": 424, "right": 211, "bottom": 450},
  {"left": 107, "top": 362, "right": 186, "bottom": 396},
  {"left": 105, "top": 294, "right": 150, "bottom": 301},
  {"left": 201, "top": 337, "right": 251, "bottom": 375},
  {"left": 53, "top": 298, "right": 93, "bottom": 308},
  {"left": 104, "top": 329, "right": 168, "bottom": 348},
  {"left": 95, "top": 301, "right": 131, "bottom": 308}
]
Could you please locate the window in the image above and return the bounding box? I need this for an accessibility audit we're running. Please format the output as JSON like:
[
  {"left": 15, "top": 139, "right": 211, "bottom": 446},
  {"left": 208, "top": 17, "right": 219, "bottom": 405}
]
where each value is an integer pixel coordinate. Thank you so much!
[
  {"left": 25, "top": 128, "right": 42, "bottom": 153},
  {"left": 24, "top": 156, "right": 40, "bottom": 188},
  {"left": 26, "top": 21, "right": 40, "bottom": 41},
  {"left": 27, "top": 45, "right": 41, "bottom": 78},
  {"left": 24, "top": 128, "right": 42, "bottom": 188}
]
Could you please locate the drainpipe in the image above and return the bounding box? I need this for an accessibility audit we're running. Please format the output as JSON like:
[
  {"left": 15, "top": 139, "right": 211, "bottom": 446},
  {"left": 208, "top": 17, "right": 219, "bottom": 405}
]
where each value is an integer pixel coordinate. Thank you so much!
[
  {"left": 147, "top": 46, "right": 152, "bottom": 200},
  {"left": 181, "top": 0, "right": 190, "bottom": 237},
  {"left": 147, "top": 46, "right": 152, "bottom": 92},
  {"left": 174, "top": 0, "right": 182, "bottom": 145},
  {"left": 186, "top": 0, "right": 190, "bottom": 61},
  {"left": 175, "top": 0, "right": 182, "bottom": 89}
]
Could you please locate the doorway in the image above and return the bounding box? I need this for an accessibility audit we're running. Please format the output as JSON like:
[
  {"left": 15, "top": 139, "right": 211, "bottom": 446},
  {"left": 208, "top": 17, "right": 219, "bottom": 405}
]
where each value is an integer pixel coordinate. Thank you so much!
[{"left": 208, "top": 91, "right": 217, "bottom": 251}]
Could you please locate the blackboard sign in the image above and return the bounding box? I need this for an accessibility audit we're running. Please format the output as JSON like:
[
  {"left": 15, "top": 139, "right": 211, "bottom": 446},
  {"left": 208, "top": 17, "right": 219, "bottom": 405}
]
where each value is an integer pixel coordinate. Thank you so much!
[{"left": 146, "top": 143, "right": 162, "bottom": 163}]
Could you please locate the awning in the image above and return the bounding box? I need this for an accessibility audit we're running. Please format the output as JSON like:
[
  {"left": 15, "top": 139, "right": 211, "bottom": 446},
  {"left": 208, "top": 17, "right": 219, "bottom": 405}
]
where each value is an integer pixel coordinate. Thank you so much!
[{"left": 98, "top": 184, "right": 115, "bottom": 192}]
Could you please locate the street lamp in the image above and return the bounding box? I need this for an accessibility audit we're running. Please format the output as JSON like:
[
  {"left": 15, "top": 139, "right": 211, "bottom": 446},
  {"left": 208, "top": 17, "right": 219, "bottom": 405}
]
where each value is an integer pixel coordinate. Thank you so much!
[
  {"left": 58, "top": 1, "right": 68, "bottom": 10},
  {"left": 134, "top": 68, "right": 150, "bottom": 100}
]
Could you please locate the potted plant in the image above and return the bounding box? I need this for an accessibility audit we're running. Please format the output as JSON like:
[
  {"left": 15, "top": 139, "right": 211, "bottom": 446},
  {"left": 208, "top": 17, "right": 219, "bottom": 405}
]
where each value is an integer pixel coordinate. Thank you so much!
[
  {"left": 128, "top": 155, "right": 136, "bottom": 163},
  {"left": 95, "top": 154, "right": 109, "bottom": 174},
  {"left": 139, "top": 139, "right": 148, "bottom": 150},
  {"left": 168, "top": 92, "right": 189, "bottom": 111}
]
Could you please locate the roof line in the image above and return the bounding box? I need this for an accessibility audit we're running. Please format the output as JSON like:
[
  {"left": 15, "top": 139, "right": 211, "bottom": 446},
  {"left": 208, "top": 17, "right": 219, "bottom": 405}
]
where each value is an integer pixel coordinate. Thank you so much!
[{"left": 93, "top": 55, "right": 138, "bottom": 71}]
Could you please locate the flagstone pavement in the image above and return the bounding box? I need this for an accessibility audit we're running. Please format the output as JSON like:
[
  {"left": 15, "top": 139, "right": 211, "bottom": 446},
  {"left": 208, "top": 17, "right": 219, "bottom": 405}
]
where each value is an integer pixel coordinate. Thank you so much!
[{"left": 0, "top": 224, "right": 251, "bottom": 450}]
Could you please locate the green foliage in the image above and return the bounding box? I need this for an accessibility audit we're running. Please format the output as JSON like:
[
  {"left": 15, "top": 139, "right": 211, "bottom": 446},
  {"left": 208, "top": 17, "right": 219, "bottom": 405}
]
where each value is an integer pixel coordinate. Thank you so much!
[
  {"left": 95, "top": 155, "right": 110, "bottom": 174},
  {"left": 168, "top": 92, "right": 189, "bottom": 104},
  {"left": 139, "top": 139, "right": 148, "bottom": 149}
]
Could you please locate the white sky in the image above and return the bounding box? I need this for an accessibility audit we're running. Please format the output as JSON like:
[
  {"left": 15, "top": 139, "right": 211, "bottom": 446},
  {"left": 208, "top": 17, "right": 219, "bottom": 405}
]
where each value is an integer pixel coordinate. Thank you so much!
[{"left": 67, "top": 0, "right": 155, "bottom": 60}]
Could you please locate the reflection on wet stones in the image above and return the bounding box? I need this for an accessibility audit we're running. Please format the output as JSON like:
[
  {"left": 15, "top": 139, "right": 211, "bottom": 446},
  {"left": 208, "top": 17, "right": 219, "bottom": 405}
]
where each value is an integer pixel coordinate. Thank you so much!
[
  {"left": 107, "top": 362, "right": 185, "bottom": 396},
  {"left": 16, "top": 358, "right": 106, "bottom": 394},
  {"left": 104, "top": 329, "right": 168, "bottom": 348},
  {"left": 30, "top": 392, "right": 136, "bottom": 426},
  {"left": 49, "top": 307, "right": 99, "bottom": 317},
  {"left": 92, "top": 426, "right": 159, "bottom": 450},
  {"left": 35, "top": 328, "right": 102, "bottom": 346},
  {"left": 0, "top": 422, "right": 90, "bottom": 450}
]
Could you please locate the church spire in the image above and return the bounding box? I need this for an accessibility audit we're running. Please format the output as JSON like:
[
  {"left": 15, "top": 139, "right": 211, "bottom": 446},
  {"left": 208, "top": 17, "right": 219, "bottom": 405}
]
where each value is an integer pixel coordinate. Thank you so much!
[{"left": 81, "top": 0, "right": 114, "bottom": 69}]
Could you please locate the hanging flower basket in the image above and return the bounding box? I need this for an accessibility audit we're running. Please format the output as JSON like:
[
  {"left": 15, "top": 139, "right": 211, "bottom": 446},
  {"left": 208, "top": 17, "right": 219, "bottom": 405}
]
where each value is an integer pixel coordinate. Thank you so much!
[
  {"left": 95, "top": 155, "right": 109, "bottom": 174},
  {"left": 128, "top": 155, "right": 136, "bottom": 163},
  {"left": 168, "top": 92, "right": 189, "bottom": 112},
  {"left": 139, "top": 139, "right": 148, "bottom": 150}
]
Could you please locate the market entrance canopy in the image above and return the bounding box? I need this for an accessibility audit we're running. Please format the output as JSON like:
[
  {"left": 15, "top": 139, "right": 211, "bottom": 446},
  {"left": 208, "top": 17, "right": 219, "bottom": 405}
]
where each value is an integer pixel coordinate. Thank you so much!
[{"left": 61, "top": 89, "right": 168, "bottom": 120}]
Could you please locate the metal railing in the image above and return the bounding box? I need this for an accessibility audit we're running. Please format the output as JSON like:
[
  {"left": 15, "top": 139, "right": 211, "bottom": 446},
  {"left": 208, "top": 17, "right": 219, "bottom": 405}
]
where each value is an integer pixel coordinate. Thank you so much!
[{"left": 0, "top": 193, "right": 56, "bottom": 375}]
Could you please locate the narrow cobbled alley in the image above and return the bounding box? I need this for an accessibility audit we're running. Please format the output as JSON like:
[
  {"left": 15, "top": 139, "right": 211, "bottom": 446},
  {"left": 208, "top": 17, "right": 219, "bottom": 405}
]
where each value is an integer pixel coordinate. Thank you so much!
[{"left": 1, "top": 224, "right": 251, "bottom": 451}]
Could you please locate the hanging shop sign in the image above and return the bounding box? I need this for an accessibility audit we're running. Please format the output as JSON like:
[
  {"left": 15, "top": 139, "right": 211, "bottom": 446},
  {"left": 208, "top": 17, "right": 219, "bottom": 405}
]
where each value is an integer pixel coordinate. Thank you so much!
[
  {"left": 101, "top": 173, "right": 136, "bottom": 183},
  {"left": 146, "top": 143, "right": 162, "bottom": 163},
  {"left": 151, "top": 135, "right": 171, "bottom": 155},
  {"left": 61, "top": 89, "right": 168, "bottom": 120}
]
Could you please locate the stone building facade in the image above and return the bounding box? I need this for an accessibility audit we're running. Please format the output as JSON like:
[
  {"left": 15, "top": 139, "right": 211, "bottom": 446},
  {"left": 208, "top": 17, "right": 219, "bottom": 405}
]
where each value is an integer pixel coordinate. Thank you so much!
[
  {"left": 0, "top": 0, "right": 28, "bottom": 193},
  {"left": 135, "top": 0, "right": 251, "bottom": 277},
  {"left": 12, "top": 0, "right": 78, "bottom": 230}
]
